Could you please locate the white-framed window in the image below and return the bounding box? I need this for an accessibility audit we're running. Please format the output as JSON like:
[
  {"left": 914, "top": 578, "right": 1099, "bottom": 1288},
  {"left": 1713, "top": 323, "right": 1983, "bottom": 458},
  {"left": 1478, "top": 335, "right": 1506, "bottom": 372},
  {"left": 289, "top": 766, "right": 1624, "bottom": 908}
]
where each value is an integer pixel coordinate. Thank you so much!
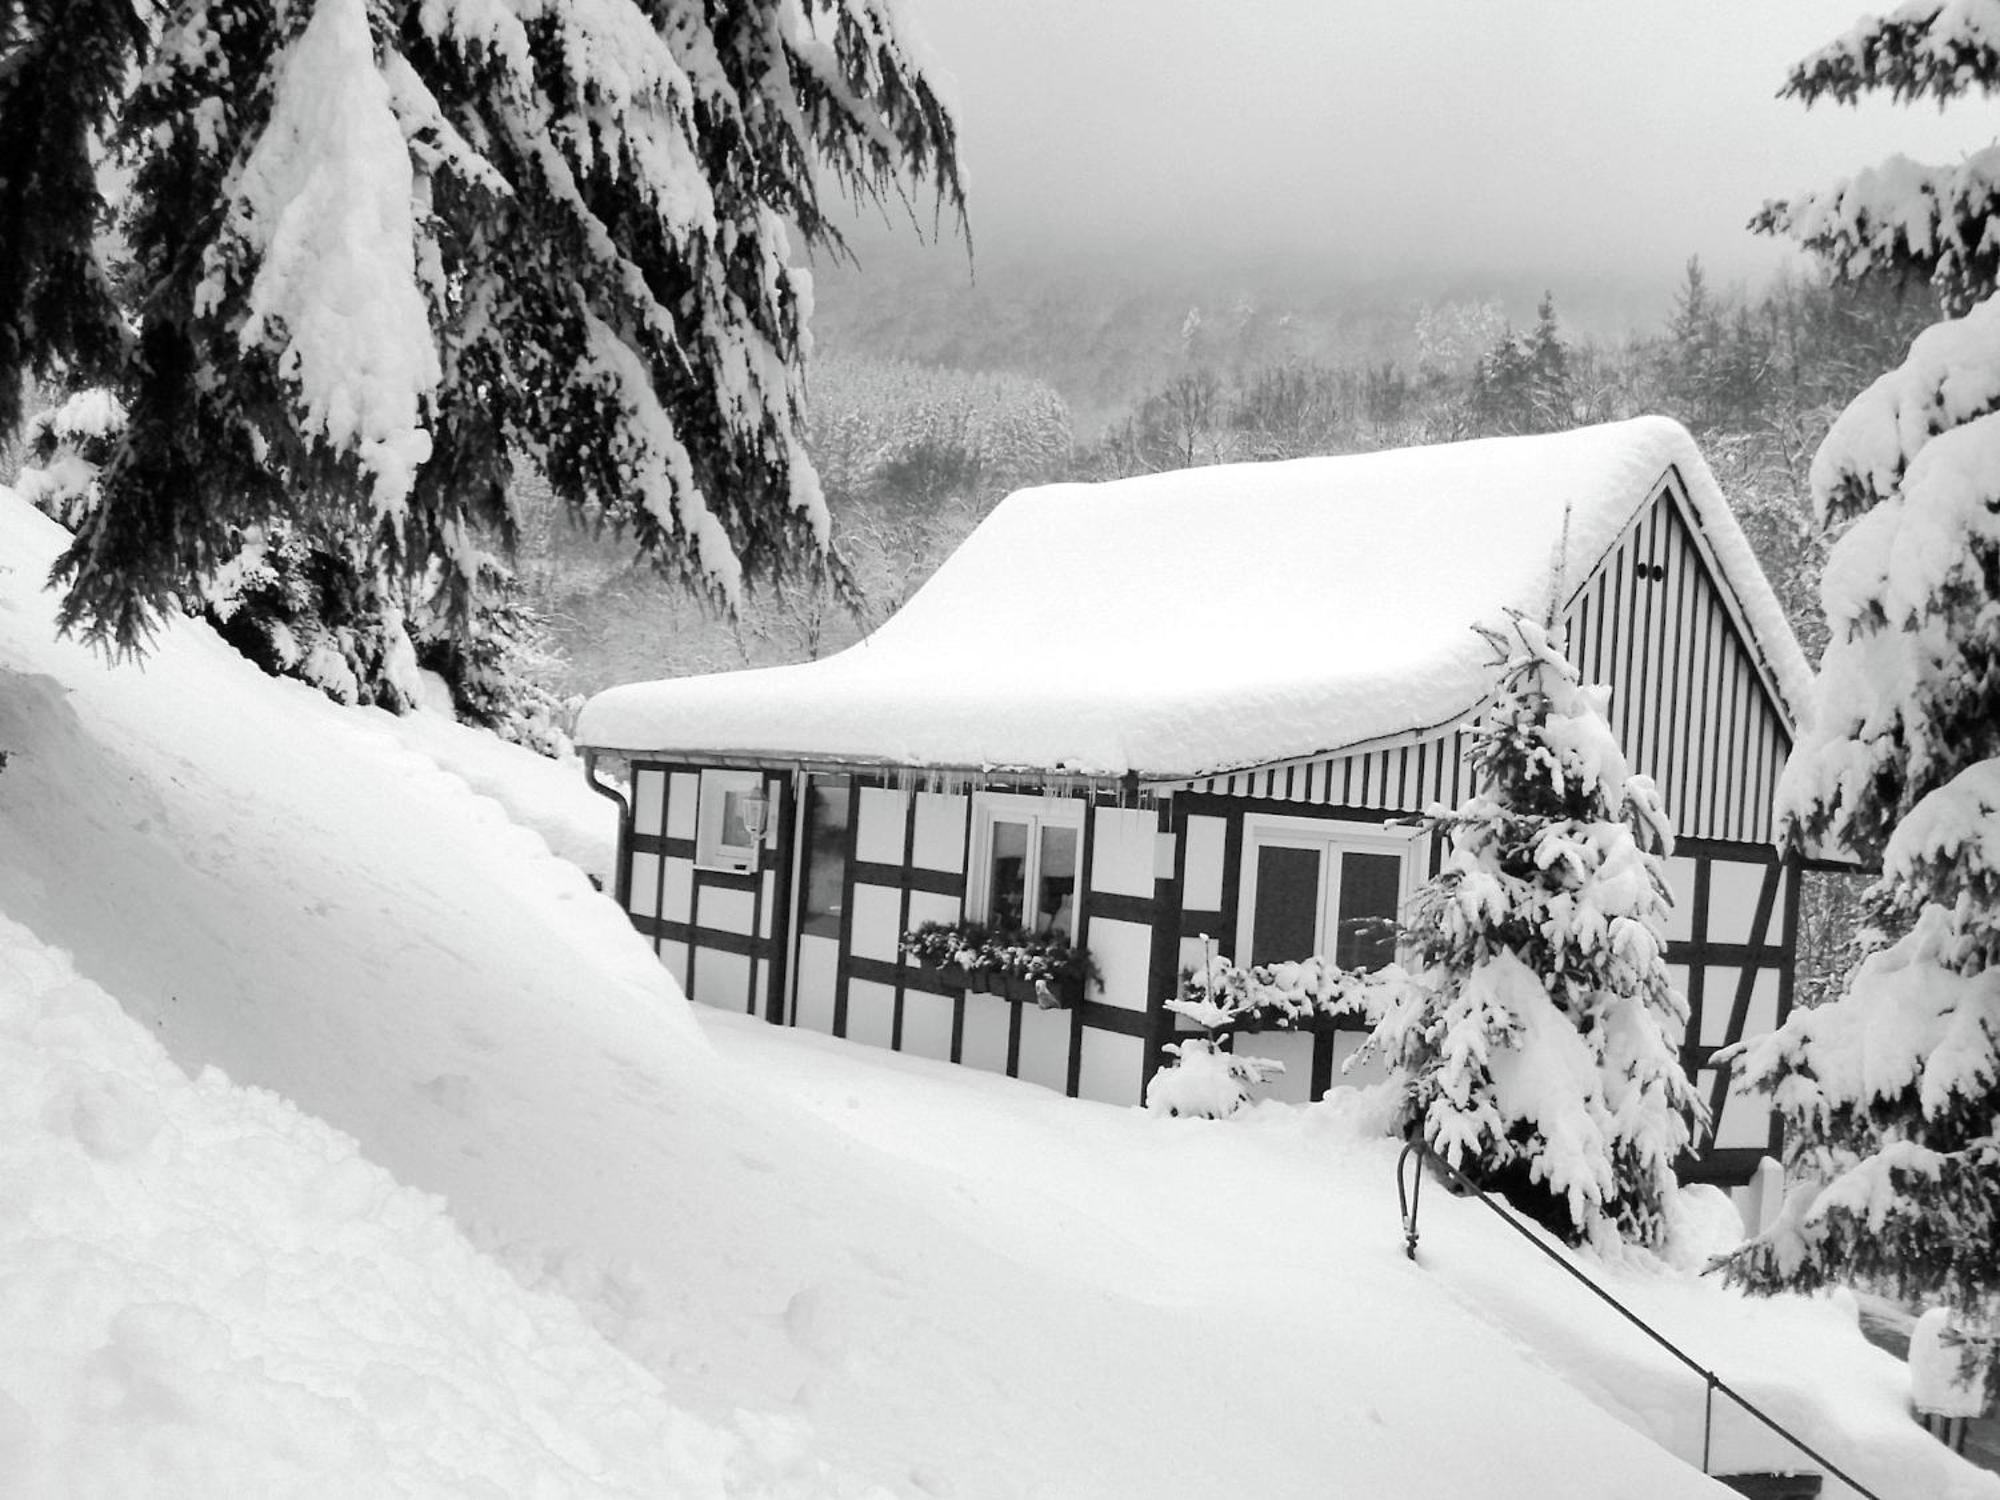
[
  {"left": 694, "top": 769, "right": 771, "bottom": 873},
  {"left": 1235, "top": 813, "right": 1422, "bottom": 970},
  {"left": 970, "top": 792, "right": 1085, "bottom": 939}
]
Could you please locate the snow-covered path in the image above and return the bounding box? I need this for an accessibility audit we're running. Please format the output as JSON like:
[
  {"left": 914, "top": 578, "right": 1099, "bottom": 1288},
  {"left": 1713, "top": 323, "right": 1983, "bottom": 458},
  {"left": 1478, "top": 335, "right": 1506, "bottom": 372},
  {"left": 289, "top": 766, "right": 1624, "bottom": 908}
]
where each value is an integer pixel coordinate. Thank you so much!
[{"left": 3, "top": 490, "right": 1991, "bottom": 1497}]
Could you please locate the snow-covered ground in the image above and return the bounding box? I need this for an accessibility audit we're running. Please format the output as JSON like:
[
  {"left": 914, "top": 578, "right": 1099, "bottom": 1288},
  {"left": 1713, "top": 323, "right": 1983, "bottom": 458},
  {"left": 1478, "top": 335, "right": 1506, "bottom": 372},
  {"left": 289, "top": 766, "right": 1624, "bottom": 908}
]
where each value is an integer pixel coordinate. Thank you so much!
[{"left": 1, "top": 487, "right": 1993, "bottom": 1498}]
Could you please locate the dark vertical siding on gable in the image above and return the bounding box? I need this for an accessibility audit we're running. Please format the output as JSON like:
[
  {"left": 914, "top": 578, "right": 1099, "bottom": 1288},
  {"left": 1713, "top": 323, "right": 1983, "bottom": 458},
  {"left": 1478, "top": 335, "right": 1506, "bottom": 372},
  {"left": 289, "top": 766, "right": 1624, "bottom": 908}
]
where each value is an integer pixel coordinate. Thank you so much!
[{"left": 1177, "top": 480, "right": 1791, "bottom": 844}]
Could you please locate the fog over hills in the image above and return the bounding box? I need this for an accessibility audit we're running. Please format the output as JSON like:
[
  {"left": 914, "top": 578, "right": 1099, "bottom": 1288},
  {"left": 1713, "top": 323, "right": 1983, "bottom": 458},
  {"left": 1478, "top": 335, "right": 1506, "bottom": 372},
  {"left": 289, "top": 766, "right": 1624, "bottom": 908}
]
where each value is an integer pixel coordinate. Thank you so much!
[{"left": 808, "top": 238, "right": 1704, "bottom": 437}]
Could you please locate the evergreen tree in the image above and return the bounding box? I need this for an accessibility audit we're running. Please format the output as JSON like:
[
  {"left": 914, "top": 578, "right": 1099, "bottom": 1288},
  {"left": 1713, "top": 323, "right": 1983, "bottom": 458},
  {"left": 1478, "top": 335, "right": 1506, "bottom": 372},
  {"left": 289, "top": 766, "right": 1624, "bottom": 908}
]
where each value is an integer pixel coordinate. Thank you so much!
[
  {"left": 1661, "top": 257, "right": 1724, "bottom": 428},
  {"left": 1369, "top": 616, "right": 1703, "bottom": 1249},
  {"left": 0, "top": 0, "right": 963, "bottom": 655},
  {"left": 1719, "top": 5, "right": 2000, "bottom": 1381},
  {"left": 1470, "top": 293, "right": 1572, "bottom": 436}
]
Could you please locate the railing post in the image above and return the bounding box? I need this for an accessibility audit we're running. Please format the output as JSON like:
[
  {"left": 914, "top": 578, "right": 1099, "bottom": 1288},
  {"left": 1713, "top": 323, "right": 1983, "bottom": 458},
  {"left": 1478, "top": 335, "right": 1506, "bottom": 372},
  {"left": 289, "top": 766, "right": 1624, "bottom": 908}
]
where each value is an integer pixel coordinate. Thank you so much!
[
  {"left": 1702, "top": 1372, "right": 1717, "bottom": 1474},
  {"left": 1396, "top": 1139, "right": 1425, "bottom": 1261}
]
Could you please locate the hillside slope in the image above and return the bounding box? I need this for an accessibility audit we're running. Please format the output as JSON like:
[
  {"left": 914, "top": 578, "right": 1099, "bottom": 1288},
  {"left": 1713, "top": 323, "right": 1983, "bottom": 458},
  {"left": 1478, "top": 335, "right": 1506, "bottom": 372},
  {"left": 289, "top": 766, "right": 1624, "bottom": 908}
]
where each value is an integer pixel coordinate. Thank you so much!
[{"left": 1, "top": 490, "right": 1989, "bottom": 1498}]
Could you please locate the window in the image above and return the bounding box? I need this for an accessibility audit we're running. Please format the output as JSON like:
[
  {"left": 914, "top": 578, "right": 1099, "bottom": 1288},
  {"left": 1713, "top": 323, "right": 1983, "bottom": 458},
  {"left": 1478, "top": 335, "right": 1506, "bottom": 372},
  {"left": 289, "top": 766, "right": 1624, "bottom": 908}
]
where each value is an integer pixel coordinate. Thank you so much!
[
  {"left": 798, "top": 778, "right": 850, "bottom": 937},
  {"left": 1236, "top": 815, "right": 1419, "bottom": 970},
  {"left": 694, "top": 769, "right": 770, "bottom": 873},
  {"left": 972, "top": 794, "right": 1084, "bottom": 939}
]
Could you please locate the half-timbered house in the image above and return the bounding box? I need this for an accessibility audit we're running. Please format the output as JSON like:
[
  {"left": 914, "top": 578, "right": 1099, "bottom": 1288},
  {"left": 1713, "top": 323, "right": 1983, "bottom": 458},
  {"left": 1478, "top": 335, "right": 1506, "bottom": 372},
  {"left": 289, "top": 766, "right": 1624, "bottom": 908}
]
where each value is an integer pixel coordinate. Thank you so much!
[{"left": 574, "top": 416, "right": 1815, "bottom": 1190}]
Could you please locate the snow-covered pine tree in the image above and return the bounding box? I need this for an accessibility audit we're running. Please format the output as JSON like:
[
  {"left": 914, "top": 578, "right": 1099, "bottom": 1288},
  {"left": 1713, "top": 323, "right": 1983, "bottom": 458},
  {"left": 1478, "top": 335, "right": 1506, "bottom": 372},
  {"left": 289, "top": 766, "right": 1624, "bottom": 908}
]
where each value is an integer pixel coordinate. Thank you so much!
[
  {"left": 0, "top": 0, "right": 962, "bottom": 655},
  {"left": 1369, "top": 615, "right": 1703, "bottom": 1248},
  {"left": 1716, "top": 7, "right": 2000, "bottom": 1376}
]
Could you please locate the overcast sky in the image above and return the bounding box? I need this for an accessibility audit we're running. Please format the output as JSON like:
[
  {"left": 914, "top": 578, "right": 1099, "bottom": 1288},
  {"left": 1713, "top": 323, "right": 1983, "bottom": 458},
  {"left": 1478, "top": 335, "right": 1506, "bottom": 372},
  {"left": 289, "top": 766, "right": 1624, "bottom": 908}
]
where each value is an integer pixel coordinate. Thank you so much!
[{"left": 890, "top": 0, "right": 1998, "bottom": 286}]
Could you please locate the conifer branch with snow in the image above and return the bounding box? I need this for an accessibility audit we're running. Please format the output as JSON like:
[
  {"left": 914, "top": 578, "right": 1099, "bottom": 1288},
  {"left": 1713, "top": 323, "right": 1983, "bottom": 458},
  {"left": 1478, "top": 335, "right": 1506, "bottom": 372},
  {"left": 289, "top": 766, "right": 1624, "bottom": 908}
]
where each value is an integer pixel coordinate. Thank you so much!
[{"left": 0, "top": 0, "right": 965, "bottom": 658}]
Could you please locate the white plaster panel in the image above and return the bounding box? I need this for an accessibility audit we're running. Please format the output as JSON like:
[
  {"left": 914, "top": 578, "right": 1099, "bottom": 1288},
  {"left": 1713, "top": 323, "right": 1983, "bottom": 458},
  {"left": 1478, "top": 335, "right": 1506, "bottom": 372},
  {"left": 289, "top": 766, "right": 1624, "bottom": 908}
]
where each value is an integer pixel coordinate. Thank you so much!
[
  {"left": 657, "top": 939, "right": 688, "bottom": 992},
  {"left": 1331, "top": 1030, "right": 1390, "bottom": 1090},
  {"left": 1746, "top": 966, "right": 1781, "bottom": 1035},
  {"left": 754, "top": 958, "right": 768, "bottom": 1016},
  {"left": 761, "top": 869, "right": 778, "bottom": 936},
  {"left": 1090, "top": 806, "right": 1158, "bottom": 899},
  {"left": 627, "top": 853, "right": 660, "bottom": 918},
  {"left": 695, "top": 881, "right": 755, "bottom": 936},
  {"left": 1707, "top": 860, "right": 1771, "bottom": 946},
  {"left": 961, "top": 997, "right": 1010, "bottom": 1075},
  {"left": 1699, "top": 969, "right": 1746, "bottom": 1046},
  {"left": 1661, "top": 856, "right": 1698, "bottom": 943},
  {"left": 792, "top": 935, "right": 838, "bottom": 1033},
  {"left": 844, "top": 978, "right": 896, "bottom": 1049},
  {"left": 907, "top": 890, "right": 962, "bottom": 932},
  {"left": 661, "top": 856, "right": 693, "bottom": 925},
  {"left": 691, "top": 947, "right": 751, "bottom": 1012},
  {"left": 1016, "top": 1004, "right": 1071, "bottom": 1092},
  {"left": 856, "top": 786, "right": 909, "bottom": 865},
  {"left": 1178, "top": 934, "right": 1224, "bottom": 978},
  {"left": 848, "top": 881, "right": 904, "bottom": 963},
  {"left": 633, "top": 769, "right": 666, "bottom": 838},
  {"left": 667, "top": 772, "right": 699, "bottom": 840},
  {"left": 913, "top": 793, "right": 968, "bottom": 872},
  {"left": 1089, "top": 917, "right": 1155, "bottom": 1013},
  {"left": 1716, "top": 1080, "right": 1774, "bottom": 1150},
  {"left": 1242, "top": 1031, "right": 1314, "bottom": 1105},
  {"left": 900, "top": 989, "right": 955, "bottom": 1063},
  {"left": 1077, "top": 1029, "right": 1144, "bottom": 1106},
  {"left": 1182, "top": 815, "right": 1226, "bottom": 912}
]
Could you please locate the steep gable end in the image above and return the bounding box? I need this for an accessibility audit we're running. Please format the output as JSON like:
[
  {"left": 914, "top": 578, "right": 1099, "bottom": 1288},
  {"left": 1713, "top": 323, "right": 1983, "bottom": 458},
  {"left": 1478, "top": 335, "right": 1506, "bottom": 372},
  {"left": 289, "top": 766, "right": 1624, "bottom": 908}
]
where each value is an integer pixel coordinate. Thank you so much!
[
  {"left": 1562, "top": 471, "right": 1792, "bottom": 845},
  {"left": 1178, "top": 471, "right": 1794, "bottom": 847}
]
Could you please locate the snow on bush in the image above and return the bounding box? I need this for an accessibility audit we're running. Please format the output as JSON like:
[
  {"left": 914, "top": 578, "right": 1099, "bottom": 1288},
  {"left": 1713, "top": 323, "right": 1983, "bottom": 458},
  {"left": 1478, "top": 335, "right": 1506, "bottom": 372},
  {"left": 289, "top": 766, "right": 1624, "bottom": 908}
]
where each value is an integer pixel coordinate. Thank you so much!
[
  {"left": 1368, "top": 615, "right": 1703, "bottom": 1248},
  {"left": 0, "top": 912, "right": 867, "bottom": 1498},
  {"left": 1166, "top": 947, "right": 1397, "bottom": 1032},
  {"left": 1144, "top": 1038, "right": 1284, "bottom": 1119},
  {"left": 1911, "top": 1307, "right": 1995, "bottom": 1420}
]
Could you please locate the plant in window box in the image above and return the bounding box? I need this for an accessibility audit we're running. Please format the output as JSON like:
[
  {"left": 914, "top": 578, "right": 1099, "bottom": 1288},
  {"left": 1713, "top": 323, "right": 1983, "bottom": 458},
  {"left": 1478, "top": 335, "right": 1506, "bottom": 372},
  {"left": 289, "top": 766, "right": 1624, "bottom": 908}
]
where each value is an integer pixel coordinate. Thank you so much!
[
  {"left": 1170, "top": 936, "right": 1405, "bottom": 1034},
  {"left": 900, "top": 921, "right": 1098, "bottom": 1009}
]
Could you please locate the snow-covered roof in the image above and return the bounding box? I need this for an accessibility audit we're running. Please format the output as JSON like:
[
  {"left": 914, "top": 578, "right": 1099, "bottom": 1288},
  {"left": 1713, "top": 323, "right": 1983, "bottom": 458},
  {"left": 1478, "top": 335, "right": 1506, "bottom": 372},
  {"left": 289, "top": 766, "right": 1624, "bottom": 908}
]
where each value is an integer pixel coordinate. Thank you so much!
[{"left": 575, "top": 416, "right": 1813, "bottom": 780}]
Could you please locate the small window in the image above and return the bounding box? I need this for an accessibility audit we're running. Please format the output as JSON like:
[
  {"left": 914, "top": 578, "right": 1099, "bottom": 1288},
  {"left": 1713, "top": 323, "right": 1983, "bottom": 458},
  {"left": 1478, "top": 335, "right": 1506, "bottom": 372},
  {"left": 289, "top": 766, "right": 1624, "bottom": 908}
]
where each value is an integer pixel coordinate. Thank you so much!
[
  {"left": 799, "top": 779, "right": 851, "bottom": 937},
  {"left": 694, "top": 769, "right": 770, "bottom": 873},
  {"left": 972, "top": 794, "right": 1084, "bottom": 939},
  {"left": 1238, "top": 816, "right": 1418, "bottom": 970}
]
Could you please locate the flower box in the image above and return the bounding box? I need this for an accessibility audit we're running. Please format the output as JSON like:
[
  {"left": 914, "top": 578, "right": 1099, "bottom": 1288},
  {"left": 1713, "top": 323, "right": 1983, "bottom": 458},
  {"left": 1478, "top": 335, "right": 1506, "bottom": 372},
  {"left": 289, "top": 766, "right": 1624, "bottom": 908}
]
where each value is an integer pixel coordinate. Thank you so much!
[{"left": 907, "top": 922, "right": 1095, "bottom": 1011}]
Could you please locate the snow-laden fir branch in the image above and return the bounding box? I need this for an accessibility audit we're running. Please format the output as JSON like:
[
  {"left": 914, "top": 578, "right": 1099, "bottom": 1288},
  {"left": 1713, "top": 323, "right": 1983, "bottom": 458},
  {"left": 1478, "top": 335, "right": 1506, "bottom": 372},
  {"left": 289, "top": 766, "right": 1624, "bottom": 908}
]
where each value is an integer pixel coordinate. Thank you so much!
[
  {"left": 1781, "top": 0, "right": 2000, "bottom": 108},
  {"left": 1751, "top": 146, "right": 2000, "bottom": 318}
]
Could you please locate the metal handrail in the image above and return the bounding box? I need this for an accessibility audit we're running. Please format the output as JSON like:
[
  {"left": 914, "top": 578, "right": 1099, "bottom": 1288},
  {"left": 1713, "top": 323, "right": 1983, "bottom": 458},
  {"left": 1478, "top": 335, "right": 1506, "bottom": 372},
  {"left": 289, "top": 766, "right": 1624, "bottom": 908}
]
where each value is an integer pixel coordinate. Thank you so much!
[{"left": 1396, "top": 1139, "right": 1884, "bottom": 1500}]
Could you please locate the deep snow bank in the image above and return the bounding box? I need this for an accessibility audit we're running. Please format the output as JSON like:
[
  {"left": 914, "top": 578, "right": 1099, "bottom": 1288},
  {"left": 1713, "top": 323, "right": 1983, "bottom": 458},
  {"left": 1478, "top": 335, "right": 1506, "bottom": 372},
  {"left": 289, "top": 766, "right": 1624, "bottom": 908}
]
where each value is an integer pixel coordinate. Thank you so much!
[{"left": 0, "top": 912, "right": 865, "bottom": 1497}]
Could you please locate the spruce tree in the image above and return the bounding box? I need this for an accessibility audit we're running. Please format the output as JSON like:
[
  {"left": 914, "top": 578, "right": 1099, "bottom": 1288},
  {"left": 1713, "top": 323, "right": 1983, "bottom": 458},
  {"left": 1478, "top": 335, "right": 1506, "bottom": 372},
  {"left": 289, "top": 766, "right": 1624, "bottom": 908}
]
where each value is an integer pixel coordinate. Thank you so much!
[
  {"left": 1719, "top": 6, "right": 2000, "bottom": 1382},
  {"left": 0, "top": 0, "right": 963, "bottom": 655},
  {"left": 1369, "top": 616, "right": 1703, "bottom": 1249}
]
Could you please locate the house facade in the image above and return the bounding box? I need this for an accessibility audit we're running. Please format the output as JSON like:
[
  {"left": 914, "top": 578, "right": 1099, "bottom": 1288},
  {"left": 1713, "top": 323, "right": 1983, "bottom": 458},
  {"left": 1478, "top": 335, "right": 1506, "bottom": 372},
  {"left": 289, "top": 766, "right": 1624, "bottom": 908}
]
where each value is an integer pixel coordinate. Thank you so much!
[{"left": 575, "top": 418, "right": 1815, "bottom": 1188}]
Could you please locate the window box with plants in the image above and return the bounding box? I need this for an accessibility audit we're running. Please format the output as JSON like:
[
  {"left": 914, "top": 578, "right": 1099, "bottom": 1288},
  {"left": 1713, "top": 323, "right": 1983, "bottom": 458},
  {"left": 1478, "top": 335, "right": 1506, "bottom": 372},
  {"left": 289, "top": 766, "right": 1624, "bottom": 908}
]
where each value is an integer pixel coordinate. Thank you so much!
[{"left": 900, "top": 921, "right": 1098, "bottom": 1010}]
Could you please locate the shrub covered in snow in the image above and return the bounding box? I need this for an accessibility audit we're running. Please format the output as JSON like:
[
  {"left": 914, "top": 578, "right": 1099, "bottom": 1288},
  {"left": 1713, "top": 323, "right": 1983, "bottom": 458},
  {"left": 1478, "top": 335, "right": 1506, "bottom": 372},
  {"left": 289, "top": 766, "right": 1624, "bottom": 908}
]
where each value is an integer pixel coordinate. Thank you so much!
[
  {"left": 1716, "top": 5, "right": 2000, "bottom": 1400},
  {"left": 1143, "top": 1038, "right": 1286, "bottom": 1120},
  {"left": 1368, "top": 615, "right": 1703, "bottom": 1248}
]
